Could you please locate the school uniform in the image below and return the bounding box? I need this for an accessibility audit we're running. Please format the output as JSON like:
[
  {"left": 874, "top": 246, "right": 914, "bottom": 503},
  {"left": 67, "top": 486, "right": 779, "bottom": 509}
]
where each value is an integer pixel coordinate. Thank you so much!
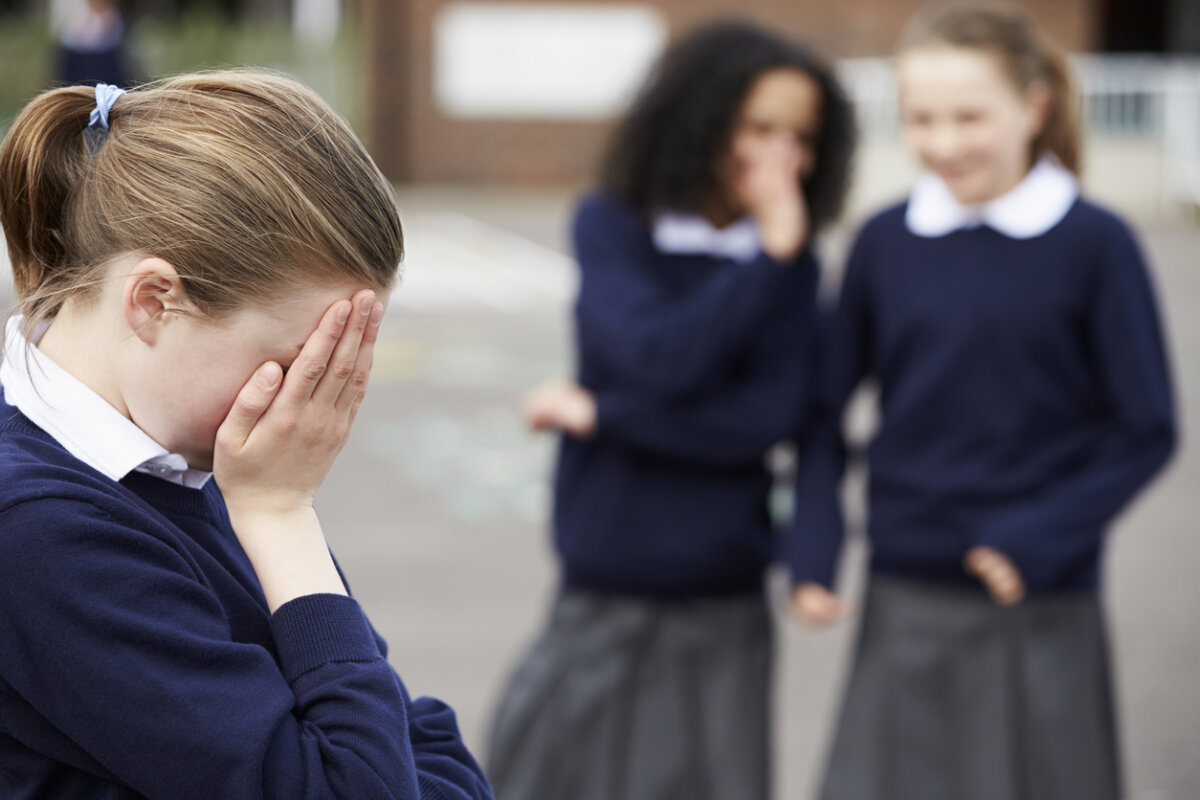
[
  {"left": 0, "top": 318, "right": 492, "bottom": 799},
  {"left": 786, "top": 159, "right": 1176, "bottom": 800},
  {"left": 486, "top": 193, "right": 820, "bottom": 800}
]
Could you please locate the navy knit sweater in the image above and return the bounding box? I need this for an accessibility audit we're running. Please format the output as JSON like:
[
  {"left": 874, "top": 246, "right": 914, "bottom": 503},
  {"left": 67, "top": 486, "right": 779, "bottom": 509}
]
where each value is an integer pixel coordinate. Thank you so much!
[
  {"left": 0, "top": 395, "right": 492, "bottom": 799},
  {"left": 785, "top": 199, "right": 1176, "bottom": 592},
  {"left": 552, "top": 193, "right": 819, "bottom": 598}
]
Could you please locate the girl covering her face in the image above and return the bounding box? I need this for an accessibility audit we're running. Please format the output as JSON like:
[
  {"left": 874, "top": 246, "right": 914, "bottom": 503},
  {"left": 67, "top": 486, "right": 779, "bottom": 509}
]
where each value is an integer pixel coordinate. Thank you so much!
[
  {"left": 0, "top": 73, "right": 491, "bottom": 799},
  {"left": 787, "top": 5, "right": 1174, "bottom": 800},
  {"left": 485, "top": 19, "right": 855, "bottom": 800}
]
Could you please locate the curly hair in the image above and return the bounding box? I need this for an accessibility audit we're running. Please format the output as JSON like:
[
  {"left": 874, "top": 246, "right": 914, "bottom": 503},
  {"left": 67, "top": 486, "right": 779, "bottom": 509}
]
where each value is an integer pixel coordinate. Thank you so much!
[{"left": 600, "top": 19, "right": 856, "bottom": 232}]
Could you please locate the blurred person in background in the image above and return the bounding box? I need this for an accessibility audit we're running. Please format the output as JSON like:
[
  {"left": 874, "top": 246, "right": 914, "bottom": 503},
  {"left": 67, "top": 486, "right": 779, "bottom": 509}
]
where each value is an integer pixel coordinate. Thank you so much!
[
  {"left": 485, "top": 19, "right": 854, "bottom": 800},
  {"left": 55, "top": 0, "right": 131, "bottom": 88},
  {"left": 786, "top": 4, "right": 1176, "bottom": 800}
]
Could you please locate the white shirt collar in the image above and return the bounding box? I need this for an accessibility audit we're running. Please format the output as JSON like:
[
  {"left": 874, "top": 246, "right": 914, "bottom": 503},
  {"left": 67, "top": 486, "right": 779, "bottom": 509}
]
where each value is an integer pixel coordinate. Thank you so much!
[
  {"left": 905, "top": 157, "right": 1079, "bottom": 239},
  {"left": 652, "top": 212, "right": 762, "bottom": 264},
  {"left": 1, "top": 316, "right": 211, "bottom": 489}
]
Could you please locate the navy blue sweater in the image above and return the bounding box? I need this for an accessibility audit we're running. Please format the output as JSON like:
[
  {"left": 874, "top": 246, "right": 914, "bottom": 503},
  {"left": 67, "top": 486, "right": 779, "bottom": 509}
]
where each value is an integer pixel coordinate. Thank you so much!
[
  {"left": 785, "top": 199, "right": 1176, "bottom": 592},
  {"left": 0, "top": 395, "right": 492, "bottom": 800},
  {"left": 552, "top": 193, "right": 819, "bottom": 598}
]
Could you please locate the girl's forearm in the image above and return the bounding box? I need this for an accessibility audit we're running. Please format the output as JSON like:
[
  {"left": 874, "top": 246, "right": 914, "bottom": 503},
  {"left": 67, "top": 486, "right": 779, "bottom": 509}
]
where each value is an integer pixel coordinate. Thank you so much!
[{"left": 229, "top": 507, "right": 347, "bottom": 613}]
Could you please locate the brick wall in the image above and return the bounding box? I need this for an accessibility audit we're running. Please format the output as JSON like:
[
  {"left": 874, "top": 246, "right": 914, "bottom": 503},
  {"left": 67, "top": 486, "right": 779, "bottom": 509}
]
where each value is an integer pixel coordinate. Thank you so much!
[{"left": 366, "top": 0, "right": 1095, "bottom": 185}]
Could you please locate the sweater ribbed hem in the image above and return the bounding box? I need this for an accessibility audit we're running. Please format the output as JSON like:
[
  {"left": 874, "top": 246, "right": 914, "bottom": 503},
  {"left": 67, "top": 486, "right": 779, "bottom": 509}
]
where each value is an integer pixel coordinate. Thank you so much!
[
  {"left": 417, "top": 775, "right": 456, "bottom": 800},
  {"left": 270, "top": 593, "right": 381, "bottom": 681}
]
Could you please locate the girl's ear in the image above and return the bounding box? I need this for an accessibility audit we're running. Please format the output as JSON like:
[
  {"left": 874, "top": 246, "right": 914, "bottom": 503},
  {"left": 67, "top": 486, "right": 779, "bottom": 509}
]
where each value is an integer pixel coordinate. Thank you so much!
[
  {"left": 122, "top": 257, "right": 191, "bottom": 345},
  {"left": 1024, "top": 79, "right": 1054, "bottom": 141}
]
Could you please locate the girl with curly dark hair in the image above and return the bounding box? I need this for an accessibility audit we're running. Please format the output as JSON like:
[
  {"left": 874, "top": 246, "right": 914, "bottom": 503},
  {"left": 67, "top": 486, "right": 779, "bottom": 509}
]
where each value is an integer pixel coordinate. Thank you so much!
[{"left": 486, "top": 19, "right": 854, "bottom": 800}]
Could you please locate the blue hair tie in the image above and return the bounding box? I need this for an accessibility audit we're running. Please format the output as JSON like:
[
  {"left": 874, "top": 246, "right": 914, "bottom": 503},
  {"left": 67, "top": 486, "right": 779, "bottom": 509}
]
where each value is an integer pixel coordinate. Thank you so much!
[{"left": 88, "top": 83, "right": 126, "bottom": 130}]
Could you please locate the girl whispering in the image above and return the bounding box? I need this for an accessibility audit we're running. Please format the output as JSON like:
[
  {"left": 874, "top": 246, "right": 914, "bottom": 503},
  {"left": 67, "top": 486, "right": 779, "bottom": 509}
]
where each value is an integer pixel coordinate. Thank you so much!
[
  {"left": 486, "top": 20, "right": 854, "bottom": 800},
  {"left": 787, "top": 5, "right": 1176, "bottom": 800},
  {"left": 0, "top": 74, "right": 491, "bottom": 799}
]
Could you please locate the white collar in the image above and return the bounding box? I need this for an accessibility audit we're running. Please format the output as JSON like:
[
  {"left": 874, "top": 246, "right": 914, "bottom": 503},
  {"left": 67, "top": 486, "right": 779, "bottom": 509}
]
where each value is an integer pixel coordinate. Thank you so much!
[
  {"left": 1, "top": 316, "right": 211, "bottom": 488},
  {"left": 905, "top": 157, "right": 1079, "bottom": 239},
  {"left": 652, "top": 212, "right": 761, "bottom": 264}
]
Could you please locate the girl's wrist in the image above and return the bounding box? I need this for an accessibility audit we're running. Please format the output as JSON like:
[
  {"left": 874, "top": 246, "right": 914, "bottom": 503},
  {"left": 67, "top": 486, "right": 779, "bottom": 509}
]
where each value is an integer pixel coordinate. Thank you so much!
[
  {"left": 760, "top": 223, "right": 805, "bottom": 261},
  {"left": 228, "top": 502, "right": 318, "bottom": 535},
  {"left": 228, "top": 506, "right": 348, "bottom": 612},
  {"left": 224, "top": 490, "right": 316, "bottom": 524},
  {"left": 755, "top": 203, "right": 807, "bottom": 262}
]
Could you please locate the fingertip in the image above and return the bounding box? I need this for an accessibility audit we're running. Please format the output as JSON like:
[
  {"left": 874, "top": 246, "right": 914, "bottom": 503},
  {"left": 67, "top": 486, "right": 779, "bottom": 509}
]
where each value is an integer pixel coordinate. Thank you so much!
[
  {"left": 357, "top": 289, "right": 376, "bottom": 316},
  {"left": 255, "top": 361, "right": 282, "bottom": 390}
]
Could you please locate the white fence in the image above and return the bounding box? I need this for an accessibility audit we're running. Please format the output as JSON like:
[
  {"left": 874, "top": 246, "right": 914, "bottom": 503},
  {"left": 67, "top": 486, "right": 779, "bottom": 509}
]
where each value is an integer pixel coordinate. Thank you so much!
[{"left": 838, "top": 55, "right": 1200, "bottom": 207}]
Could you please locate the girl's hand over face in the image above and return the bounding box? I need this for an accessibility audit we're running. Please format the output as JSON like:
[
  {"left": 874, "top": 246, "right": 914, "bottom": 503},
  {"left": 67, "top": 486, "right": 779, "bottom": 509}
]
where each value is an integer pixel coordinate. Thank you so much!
[
  {"left": 215, "top": 289, "right": 382, "bottom": 520},
  {"left": 212, "top": 289, "right": 384, "bottom": 611},
  {"left": 523, "top": 380, "right": 597, "bottom": 439},
  {"left": 734, "top": 136, "right": 809, "bottom": 262},
  {"left": 964, "top": 546, "right": 1026, "bottom": 606},
  {"left": 790, "top": 582, "right": 848, "bottom": 627}
]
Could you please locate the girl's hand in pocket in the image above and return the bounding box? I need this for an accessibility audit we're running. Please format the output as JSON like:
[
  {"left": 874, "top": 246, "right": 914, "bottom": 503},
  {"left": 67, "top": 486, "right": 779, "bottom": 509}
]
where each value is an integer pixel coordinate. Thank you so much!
[{"left": 964, "top": 546, "right": 1026, "bottom": 606}]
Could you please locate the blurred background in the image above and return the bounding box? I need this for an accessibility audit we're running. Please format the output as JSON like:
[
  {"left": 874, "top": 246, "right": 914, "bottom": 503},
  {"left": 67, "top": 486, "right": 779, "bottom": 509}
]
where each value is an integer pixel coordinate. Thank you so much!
[{"left": 1, "top": 1, "right": 1199, "bottom": 798}]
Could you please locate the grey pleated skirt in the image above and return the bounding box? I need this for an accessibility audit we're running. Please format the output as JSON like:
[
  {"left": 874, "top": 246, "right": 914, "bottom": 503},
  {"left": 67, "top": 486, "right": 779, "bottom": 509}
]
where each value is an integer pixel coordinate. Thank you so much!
[
  {"left": 819, "top": 576, "right": 1121, "bottom": 800},
  {"left": 486, "top": 589, "right": 773, "bottom": 800}
]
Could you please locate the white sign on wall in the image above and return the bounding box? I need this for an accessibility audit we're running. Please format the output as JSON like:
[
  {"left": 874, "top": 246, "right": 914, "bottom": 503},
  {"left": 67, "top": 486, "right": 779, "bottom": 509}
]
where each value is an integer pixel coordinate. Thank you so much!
[{"left": 434, "top": 2, "right": 668, "bottom": 120}]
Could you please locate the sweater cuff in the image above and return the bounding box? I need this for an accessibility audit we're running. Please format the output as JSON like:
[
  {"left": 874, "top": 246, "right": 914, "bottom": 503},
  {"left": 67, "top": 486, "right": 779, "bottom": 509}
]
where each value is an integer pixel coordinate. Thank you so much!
[
  {"left": 782, "top": 528, "right": 841, "bottom": 589},
  {"left": 974, "top": 514, "right": 1085, "bottom": 592},
  {"left": 270, "top": 593, "right": 382, "bottom": 682},
  {"left": 753, "top": 245, "right": 818, "bottom": 272},
  {"left": 787, "top": 558, "right": 838, "bottom": 590},
  {"left": 593, "top": 392, "right": 635, "bottom": 439},
  {"left": 417, "top": 775, "right": 457, "bottom": 800}
]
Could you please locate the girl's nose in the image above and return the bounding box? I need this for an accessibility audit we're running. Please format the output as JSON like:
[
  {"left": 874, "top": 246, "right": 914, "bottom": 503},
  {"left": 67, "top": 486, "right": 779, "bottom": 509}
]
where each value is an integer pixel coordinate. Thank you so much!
[
  {"left": 770, "top": 131, "right": 801, "bottom": 154},
  {"left": 926, "top": 122, "right": 966, "bottom": 163}
]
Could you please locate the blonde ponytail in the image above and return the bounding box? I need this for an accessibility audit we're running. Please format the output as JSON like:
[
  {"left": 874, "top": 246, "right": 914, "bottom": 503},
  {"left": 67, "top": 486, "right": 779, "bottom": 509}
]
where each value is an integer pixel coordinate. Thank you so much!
[
  {"left": 0, "top": 70, "right": 404, "bottom": 334},
  {"left": 0, "top": 85, "right": 100, "bottom": 300},
  {"left": 1032, "top": 31, "right": 1080, "bottom": 175}
]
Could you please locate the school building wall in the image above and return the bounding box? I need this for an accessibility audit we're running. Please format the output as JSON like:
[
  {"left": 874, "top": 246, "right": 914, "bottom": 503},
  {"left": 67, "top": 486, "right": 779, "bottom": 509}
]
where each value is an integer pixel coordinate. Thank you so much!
[{"left": 364, "top": 0, "right": 1095, "bottom": 185}]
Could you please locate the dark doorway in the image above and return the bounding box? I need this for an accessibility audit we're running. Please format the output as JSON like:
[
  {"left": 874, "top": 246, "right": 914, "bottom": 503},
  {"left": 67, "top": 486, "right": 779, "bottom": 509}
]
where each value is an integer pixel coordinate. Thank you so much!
[
  {"left": 1100, "top": 0, "right": 1167, "bottom": 51},
  {"left": 1099, "top": 0, "right": 1200, "bottom": 53}
]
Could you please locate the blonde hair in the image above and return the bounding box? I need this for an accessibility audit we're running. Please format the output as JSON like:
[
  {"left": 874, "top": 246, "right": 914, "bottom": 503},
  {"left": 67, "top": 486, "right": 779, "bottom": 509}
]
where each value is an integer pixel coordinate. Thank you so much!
[
  {"left": 0, "top": 70, "right": 403, "bottom": 336},
  {"left": 900, "top": 2, "right": 1081, "bottom": 175}
]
